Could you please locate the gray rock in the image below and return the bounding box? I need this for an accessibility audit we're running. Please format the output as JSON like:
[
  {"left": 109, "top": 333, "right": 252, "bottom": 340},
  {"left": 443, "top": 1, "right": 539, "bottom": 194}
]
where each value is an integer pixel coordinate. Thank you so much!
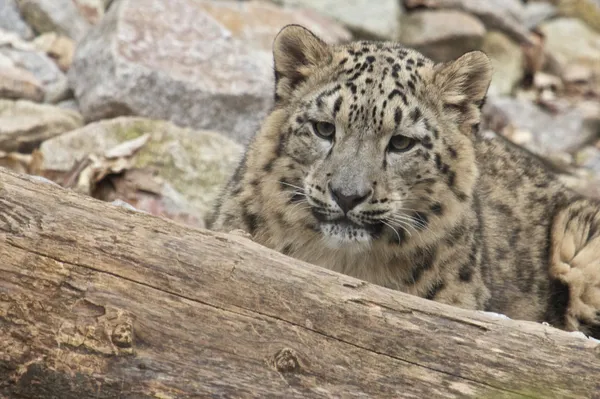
[
  {"left": 15, "top": 0, "right": 91, "bottom": 40},
  {"left": 57, "top": 98, "right": 79, "bottom": 111},
  {"left": 272, "top": 0, "right": 402, "bottom": 39},
  {"left": 0, "top": 64, "right": 45, "bottom": 101},
  {"left": 0, "top": 0, "right": 34, "bottom": 39},
  {"left": 71, "top": 0, "right": 106, "bottom": 24},
  {"left": 44, "top": 76, "right": 72, "bottom": 103},
  {"left": 40, "top": 117, "right": 243, "bottom": 227},
  {"left": 464, "top": 0, "right": 527, "bottom": 43},
  {"left": 481, "top": 31, "right": 523, "bottom": 96},
  {"left": 575, "top": 146, "right": 600, "bottom": 174},
  {"left": 539, "top": 18, "right": 600, "bottom": 69},
  {"left": 0, "top": 99, "right": 83, "bottom": 152},
  {"left": 68, "top": 0, "right": 351, "bottom": 144},
  {"left": 0, "top": 46, "right": 68, "bottom": 97},
  {"left": 485, "top": 96, "right": 599, "bottom": 155},
  {"left": 523, "top": 1, "right": 557, "bottom": 29},
  {"left": 399, "top": 10, "right": 486, "bottom": 62},
  {"left": 404, "top": 0, "right": 531, "bottom": 45}
]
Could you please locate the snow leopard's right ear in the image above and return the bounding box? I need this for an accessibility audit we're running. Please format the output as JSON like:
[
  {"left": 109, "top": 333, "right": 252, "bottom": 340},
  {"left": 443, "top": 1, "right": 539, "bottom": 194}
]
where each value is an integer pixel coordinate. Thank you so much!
[
  {"left": 433, "top": 51, "right": 493, "bottom": 134},
  {"left": 273, "top": 25, "right": 331, "bottom": 103}
]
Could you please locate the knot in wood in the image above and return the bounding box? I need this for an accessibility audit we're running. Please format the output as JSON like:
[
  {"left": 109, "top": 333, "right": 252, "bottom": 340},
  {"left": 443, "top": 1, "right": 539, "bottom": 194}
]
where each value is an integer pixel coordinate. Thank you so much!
[
  {"left": 111, "top": 323, "right": 133, "bottom": 348},
  {"left": 271, "top": 348, "right": 300, "bottom": 373}
]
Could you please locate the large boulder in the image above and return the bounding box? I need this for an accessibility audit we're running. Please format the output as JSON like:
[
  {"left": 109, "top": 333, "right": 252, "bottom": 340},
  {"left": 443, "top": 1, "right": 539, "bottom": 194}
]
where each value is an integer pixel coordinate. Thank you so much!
[
  {"left": 68, "top": 0, "right": 351, "bottom": 144},
  {"left": 539, "top": 17, "right": 600, "bottom": 70},
  {"left": 15, "top": 0, "right": 92, "bottom": 40},
  {"left": 0, "top": 30, "right": 70, "bottom": 103},
  {"left": 484, "top": 96, "right": 600, "bottom": 156},
  {"left": 0, "top": 63, "right": 45, "bottom": 101},
  {"left": 557, "top": 0, "right": 600, "bottom": 33},
  {"left": 272, "top": 0, "right": 402, "bottom": 39},
  {"left": 481, "top": 31, "right": 523, "bottom": 96},
  {"left": 40, "top": 117, "right": 243, "bottom": 227},
  {"left": 0, "top": 99, "right": 83, "bottom": 152},
  {"left": 398, "top": 10, "right": 486, "bottom": 62},
  {"left": 0, "top": 0, "right": 34, "bottom": 39}
]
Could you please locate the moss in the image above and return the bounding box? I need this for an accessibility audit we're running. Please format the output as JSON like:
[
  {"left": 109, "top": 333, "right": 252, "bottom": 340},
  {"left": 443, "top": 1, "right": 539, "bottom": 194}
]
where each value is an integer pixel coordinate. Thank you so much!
[
  {"left": 110, "top": 119, "right": 157, "bottom": 142},
  {"left": 104, "top": 119, "right": 240, "bottom": 212}
]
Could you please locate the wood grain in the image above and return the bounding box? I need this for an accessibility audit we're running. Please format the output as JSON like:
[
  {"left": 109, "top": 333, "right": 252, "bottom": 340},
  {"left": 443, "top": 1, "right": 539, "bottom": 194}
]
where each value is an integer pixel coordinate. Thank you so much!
[{"left": 0, "top": 169, "right": 598, "bottom": 398}]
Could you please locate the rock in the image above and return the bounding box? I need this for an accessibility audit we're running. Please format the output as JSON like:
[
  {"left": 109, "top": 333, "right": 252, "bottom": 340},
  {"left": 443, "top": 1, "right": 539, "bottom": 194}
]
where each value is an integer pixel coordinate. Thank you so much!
[
  {"left": 40, "top": 117, "right": 243, "bottom": 227},
  {"left": 398, "top": 10, "right": 486, "bottom": 62},
  {"left": 15, "top": 0, "right": 91, "bottom": 41},
  {"left": 0, "top": 31, "right": 69, "bottom": 101},
  {"left": 485, "top": 96, "right": 600, "bottom": 156},
  {"left": 523, "top": 1, "right": 558, "bottom": 29},
  {"left": 403, "top": 0, "right": 531, "bottom": 45},
  {"left": 0, "top": 64, "right": 45, "bottom": 101},
  {"left": 57, "top": 98, "right": 79, "bottom": 111},
  {"left": 557, "top": 0, "right": 600, "bottom": 33},
  {"left": 539, "top": 18, "right": 600, "bottom": 70},
  {"left": 69, "top": 0, "right": 351, "bottom": 144},
  {"left": 481, "top": 31, "right": 523, "bottom": 96},
  {"left": 575, "top": 145, "right": 600, "bottom": 173},
  {"left": 0, "top": 99, "right": 83, "bottom": 152},
  {"left": 0, "top": 27, "right": 34, "bottom": 50},
  {"left": 33, "top": 32, "right": 75, "bottom": 71},
  {"left": 0, "top": 0, "right": 34, "bottom": 39},
  {"left": 72, "top": 0, "right": 105, "bottom": 24},
  {"left": 563, "top": 64, "right": 594, "bottom": 84},
  {"left": 272, "top": 0, "right": 402, "bottom": 39},
  {"left": 0, "top": 46, "right": 69, "bottom": 101},
  {"left": 43, "top": 76, "right": 72, "bottom": 103}
]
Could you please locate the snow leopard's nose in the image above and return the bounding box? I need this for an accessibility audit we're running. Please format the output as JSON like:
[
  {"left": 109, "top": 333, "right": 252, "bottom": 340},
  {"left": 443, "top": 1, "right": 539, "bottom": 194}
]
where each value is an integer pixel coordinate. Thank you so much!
[{"left": 329, "top": 183, "right": 372, "bottom": 214}]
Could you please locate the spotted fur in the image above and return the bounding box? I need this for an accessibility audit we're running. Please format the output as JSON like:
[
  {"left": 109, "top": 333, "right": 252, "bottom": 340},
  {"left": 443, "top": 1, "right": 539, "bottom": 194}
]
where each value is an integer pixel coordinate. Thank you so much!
[{"left": 210, "top": 25, "right": 600, "bottom": 338}]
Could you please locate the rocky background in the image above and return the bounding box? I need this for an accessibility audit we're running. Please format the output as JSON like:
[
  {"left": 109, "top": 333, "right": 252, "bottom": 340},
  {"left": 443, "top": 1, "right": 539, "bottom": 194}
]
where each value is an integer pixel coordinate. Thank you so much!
[{"left": 1, "top": 0, "right": 599, "bottom": 228}]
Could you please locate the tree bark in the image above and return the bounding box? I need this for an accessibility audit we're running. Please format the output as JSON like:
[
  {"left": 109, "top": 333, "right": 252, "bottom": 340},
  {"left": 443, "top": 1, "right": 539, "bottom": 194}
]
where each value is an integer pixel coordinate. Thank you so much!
[{"left": 0, "top": 169, "right": 598, "bottom": 399}]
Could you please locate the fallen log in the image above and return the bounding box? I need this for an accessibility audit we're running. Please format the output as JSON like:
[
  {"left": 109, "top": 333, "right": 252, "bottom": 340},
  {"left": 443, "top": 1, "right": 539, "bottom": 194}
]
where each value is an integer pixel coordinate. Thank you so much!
[{"left": 0, "top": 168, "right": 598, "bottom": 399}]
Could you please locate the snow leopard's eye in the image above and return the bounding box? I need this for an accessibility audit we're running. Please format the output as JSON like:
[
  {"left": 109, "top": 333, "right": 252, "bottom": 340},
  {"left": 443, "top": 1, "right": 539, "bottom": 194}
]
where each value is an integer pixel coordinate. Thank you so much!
[
  {"left": 388, "top": 135, "right": 416, "bottom": 153},
  {"left": 311, "top": 121, "right": 336, "bottom": 140}
]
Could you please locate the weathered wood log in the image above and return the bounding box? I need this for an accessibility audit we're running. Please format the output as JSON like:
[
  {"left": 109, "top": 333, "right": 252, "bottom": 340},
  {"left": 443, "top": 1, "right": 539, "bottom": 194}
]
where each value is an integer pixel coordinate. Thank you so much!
[{"left": 0, "top": 168, "right": 598, "bottom": 399}]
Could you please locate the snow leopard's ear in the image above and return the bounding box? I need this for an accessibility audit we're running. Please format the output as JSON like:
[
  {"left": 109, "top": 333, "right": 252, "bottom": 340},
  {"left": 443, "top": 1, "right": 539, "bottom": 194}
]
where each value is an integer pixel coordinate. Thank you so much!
[
  {"left": 273, "top": 24, "right": 332, "bottom": 103},
  {"left": 434, "top": 51, "right": 493, "bottom": 133}
]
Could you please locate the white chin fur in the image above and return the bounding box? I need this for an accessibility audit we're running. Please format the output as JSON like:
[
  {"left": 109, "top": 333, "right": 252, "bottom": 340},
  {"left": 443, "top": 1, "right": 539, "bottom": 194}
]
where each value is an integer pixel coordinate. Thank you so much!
[{"left": 320, "top": 223, "right": 373, "bottom": 250}]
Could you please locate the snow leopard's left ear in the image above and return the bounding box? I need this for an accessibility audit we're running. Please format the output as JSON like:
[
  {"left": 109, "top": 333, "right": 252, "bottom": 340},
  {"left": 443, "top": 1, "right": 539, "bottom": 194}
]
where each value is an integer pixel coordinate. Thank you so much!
[
  {"left": 273, "top": 24, "right": 332, "bottom": 103},
  {"left": 434, "top": 51, "right": 493, "bottom": 132}
]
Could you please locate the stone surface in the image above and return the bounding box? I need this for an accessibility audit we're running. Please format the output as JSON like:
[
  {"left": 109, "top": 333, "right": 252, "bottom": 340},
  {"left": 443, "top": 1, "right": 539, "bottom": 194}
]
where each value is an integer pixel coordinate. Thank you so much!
[
  {"left": 481, "top": 31, "right": 523, "bottom": 96},
  {"left": 403, "top": 0, "right": 531, "bottom": 45},
  {"left": 0, "top": 64, "right": 45, "bottom": 101},
  {"left": 73, "top": 0, "right": 105, "bottom": 24},
  {"left": 539, "top": 18, "right": 600, "bottom": 70},
  {"left": 0, "top": 0, "right": 34, "bottom": 39},
  {"left": 485, "top": 96, "right": 600, "bottom": 156},
  {"left": 399, "top": 10, "right": 486, "bottom": 62},
  {"left": 69, "top": 0, "right": 351, "bottom": 144},
  {"left": 16, "top": 0, "right": 91, "bottom": 40},
  {"left": 558, "top": 0, "right": 600, "bottom": 33},
  {"left": 33, "top": 32, "right": 75, "bottom": 71},
  {"left": 272, "top": 0, "right": 402, "bottom": 39},
  {"left": 523, "top": 1, "right": 558, "bottom": 29},
  {"left": 57, "top": 98, "right": 79, "bottom": 111},
  {"left": 465, "top": 0, "right": 526, "bottom": 41},
  {"left": 40, "top": 117, "right": 243, "bottom": 226},
  {"left": 0, "top": 46, "right": 69, "bottom": 102},
  {"left": 0, "top": 99, "right": 83, "bottom": 152}
]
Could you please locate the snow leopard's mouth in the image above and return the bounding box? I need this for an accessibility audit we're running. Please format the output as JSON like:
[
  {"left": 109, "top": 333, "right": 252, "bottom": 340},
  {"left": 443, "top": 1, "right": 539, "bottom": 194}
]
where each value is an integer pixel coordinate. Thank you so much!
[{"left": 315, "top": 214, "right": 384, "bottom": 248}]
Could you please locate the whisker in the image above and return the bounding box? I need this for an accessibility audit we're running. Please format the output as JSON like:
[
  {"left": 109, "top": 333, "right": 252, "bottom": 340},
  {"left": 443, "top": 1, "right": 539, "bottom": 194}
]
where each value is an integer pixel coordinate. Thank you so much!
[
  {"left": 381, "top": 221, "right": 402, "bottom": 242},
  {"left": 271, "top": 179, "right": 305, "bottom": 192}
]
